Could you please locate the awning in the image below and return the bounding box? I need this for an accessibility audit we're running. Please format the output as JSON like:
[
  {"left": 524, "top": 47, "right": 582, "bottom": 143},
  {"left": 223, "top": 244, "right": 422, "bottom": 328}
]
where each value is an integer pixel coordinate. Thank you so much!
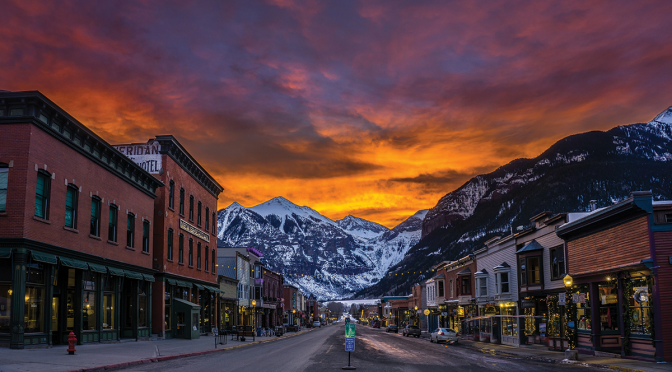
[
  {"left": 166, "top": 278, "right": 177, "bottom": 285},
  {"left": 175, "top": 280, "right": 189, "bottom": 288},
  {"left": 124, "top": 271, "right": 144, "bottom": 280},
  {"left": 142, "top": 273, "right": 155, "bottom": 282},
  {"left": 60, "top": 257, "right": 88, "bottom": 270},
  {"left": 108, "top": 267, "right": 125, "bottom": 276},
  {"left": 31, "top": 251, "right": 57, "bottom": 264},
  {"left": 0, "top": 248, "right": 12, "bottom": 258},
  {"left": 87, "top": 263, "right": 107, "bottom": 273},
  {"left": 209, "top": 286, "right": 223, "bottom": 294},
  {"left": 194, "top": 283, "right": 206, "bottom": 290}
]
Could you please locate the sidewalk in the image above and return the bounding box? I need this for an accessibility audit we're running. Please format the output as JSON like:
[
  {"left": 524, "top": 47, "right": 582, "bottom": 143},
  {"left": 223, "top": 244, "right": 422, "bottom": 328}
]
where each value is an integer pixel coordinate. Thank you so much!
[
  {"left": 457, "top": 339, "right": 669, "bottom": 372},
  {"left": 0, "top": 329, "right": 313, "bottom": 372}
]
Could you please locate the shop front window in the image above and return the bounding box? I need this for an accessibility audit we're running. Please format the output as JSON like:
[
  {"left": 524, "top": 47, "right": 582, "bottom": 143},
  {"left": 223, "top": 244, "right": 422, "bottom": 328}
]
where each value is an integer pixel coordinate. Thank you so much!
[
  {"left": 138, "top": 282, "right": 148, "bottom": 327},
  {"left": 0, "top": 264, "right": 12, "bottom": 332},
  {"left": 165, "top": 284, "right": 171, "bottom": 330},
  {"left": 103, "top": 276, "right": 115, "bottom": 330},
  {"left": 83, "top": 272, "right": 97, "bottom": 330},
  {"left": 501, "top": 305, "right": 517, "bottom": 337},
  {"left": 25, "top": 263, "right": 46, "bottom": 333},
  {"left": 575, "top": 284, "right": 591, "bottom": 331},
  {"left": 598, "top": 283, "right": 619, "bottom": 332},
  {"left": 629, "top": 278, "right": 652, "bottom": 335}
]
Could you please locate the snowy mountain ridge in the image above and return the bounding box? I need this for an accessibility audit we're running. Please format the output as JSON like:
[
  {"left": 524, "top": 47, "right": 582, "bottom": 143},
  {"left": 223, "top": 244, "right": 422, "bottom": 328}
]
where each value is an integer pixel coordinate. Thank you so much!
[{"left": 217, "top": 197, "right": 426, "bottom": 300}]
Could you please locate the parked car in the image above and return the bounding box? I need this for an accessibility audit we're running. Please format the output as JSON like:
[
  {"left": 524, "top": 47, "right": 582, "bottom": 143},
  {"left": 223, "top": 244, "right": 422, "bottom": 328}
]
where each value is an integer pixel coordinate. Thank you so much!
[
  {"left": 386, "top": 324, "right": 398, "bottom": 333},
  {"left": 402, "top": 325, "right": 421, "bottom": 337},
  {"left": 429, "top": 328, "right": 459, "bottom": 344},
  {"left": 372, "top": 321, "right": 381, "bottom": 328},
  {"left": 313, "top": 321, "right": 321, "bottom": 327}
]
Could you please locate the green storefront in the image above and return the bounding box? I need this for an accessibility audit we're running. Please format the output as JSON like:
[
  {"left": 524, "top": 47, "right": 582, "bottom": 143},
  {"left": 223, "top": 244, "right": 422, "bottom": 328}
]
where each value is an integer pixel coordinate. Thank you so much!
[
  {"left": 161, "top": 276, "right": 222, "bottom": 339},
  {"left": 0, "top": 247, "right": 155, "bottom": 349}
]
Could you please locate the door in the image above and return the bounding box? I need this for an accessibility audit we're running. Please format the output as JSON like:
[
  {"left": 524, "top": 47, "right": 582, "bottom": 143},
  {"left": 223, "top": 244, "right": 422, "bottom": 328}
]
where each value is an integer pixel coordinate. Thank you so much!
[{"left": 120, "top": 279, "right": 136, "bottom": 339}]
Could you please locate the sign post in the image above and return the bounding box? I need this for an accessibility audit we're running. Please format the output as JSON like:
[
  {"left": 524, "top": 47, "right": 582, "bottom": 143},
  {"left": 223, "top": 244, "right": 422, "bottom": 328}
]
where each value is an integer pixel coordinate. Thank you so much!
[{"left": 343, "top": 323, "right": 356, "bottom": 370}]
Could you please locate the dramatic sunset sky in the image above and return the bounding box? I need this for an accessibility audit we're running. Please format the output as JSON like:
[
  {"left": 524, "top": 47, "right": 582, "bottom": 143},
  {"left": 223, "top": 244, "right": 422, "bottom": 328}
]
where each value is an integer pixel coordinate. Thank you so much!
[{"left": 2, "top": 0, "right": 672, "bottom": 227}]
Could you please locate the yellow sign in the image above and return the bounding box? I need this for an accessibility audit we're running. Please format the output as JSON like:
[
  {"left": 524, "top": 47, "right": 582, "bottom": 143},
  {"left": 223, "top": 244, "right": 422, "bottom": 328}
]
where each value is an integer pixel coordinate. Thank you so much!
[{"left": 423, "top": 309, "right": 430, "bottom": 316}]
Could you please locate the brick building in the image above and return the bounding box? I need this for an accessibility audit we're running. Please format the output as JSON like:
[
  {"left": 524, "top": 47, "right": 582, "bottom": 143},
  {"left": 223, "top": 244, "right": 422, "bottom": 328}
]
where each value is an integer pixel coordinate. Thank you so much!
[
  {"left": 0, "top": 91, "right": 163, "bottom": 348},
  {"left": 115, "top": 137, "right": 223, "bottom": 339},
  {"left": 261, "top": 268, "right": 283, "bottom": 328}
]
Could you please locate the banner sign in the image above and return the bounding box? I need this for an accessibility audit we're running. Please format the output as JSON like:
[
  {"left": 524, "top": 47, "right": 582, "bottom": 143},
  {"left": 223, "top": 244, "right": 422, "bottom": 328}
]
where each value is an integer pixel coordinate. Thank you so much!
[
  {"left": 114, "top": 141, "right": 162, "bottom": 174},
  {"left": 179, "top": 219, "right": 210, "bottom": 242}
]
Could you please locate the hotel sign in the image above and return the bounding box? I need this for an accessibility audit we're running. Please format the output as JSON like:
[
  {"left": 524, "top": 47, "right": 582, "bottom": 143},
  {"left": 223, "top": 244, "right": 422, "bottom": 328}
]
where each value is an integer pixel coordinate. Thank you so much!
[
  {"left": 179, "top": 219, "right": 210, "bottom": 242},
  {"left": 114, "top": 141, "right": 162, "bottom": 174}
]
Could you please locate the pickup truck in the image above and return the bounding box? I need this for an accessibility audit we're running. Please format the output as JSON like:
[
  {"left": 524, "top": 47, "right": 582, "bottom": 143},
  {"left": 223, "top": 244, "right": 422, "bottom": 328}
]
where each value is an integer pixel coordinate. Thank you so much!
[{"left": 402, "top": 325, "right": 422, "bottom": 338}]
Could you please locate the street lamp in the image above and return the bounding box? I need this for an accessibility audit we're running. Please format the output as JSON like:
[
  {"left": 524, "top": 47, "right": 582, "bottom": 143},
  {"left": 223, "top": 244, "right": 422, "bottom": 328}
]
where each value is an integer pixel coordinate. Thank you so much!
[
  {"left": 563, "top": 274, "right": 573, "bottom": 288},
  {"left": 252, "top": 300, "right": 257, "bottom": 340}
]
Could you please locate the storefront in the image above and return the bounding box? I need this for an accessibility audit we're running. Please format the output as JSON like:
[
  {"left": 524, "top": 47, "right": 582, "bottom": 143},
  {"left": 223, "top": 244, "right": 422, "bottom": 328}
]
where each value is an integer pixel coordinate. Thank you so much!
[
  {"left": 519, "top": 296, "right": 550, "bottom": 346},
  {"left": 477, "top": 303, "right": 499, "bottom": 343},
  {"left": 0, "top": 249, "right": 154, "bottom": 348}
]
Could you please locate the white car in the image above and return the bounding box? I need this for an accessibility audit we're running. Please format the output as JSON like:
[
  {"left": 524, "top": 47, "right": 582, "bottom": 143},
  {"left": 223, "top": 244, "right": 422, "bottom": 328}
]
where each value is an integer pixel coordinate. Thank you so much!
[
  {"left": 313, "top": 321, "right": 321, "bottom": 327},
  {"left": 429, "top": 328, "right": 459, "bottom": 344}
]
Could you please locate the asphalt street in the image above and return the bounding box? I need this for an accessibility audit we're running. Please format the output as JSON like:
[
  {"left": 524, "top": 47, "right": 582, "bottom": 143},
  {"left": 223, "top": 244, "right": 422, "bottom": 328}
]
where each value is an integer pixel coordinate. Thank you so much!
[{"left": 123, "top": 324, "right": 602, "bottom": 372}]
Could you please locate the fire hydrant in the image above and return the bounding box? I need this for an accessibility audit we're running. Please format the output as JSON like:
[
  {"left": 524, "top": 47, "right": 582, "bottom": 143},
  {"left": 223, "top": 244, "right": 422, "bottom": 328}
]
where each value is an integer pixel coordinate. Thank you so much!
[{"left": 67, "top": 332, "right": 77, "bottom": 355}]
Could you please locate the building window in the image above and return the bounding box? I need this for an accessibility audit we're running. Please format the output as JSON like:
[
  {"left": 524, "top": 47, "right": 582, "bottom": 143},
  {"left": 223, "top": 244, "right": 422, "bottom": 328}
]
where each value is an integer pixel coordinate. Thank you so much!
[
  {"left": 499, "top": 272, "right": 510, "bottom": 294},
  {"left": 197, "top": 201, "right": 202, "bottom": 225},
  {"left": 450, "top": 280, "right": 454, "bottom": 298},
  {"left": 179, "top": 188, "right": 185, "bottom": 215},
  {"left": 167, "top": 228, "right": 174, "bottom": 261},
  {"left": 35, "top": 170, "right": 51, "bottom": 219},
  {"left": 212, "top": 212, "right": 216, "bottom": 234},
  {"left": 65, "top": 185, "right": 78, "bottom": 228},
  {"left": 0, "top": 164, "right": 7, "bottom": 212},
  {"left": 142, "top": 220, "right": 150, "bottom": 252},
  {"left": 108, "top": 205, "right": 118, "bottom": 242},
  {"left": 82, "top": 271, "right": 97, "bottom": 330},
  {"left": 461, "top": 277, "right": 471, "bottom": 295},
  {"left": 212, "top": 249, "right": 216, "bottom": 273},
  {"left": 520, "top": 257, "right": 541, "bottom": 285},
  {"left": 178, "top": 233, "right": 184, "bottom": 264},
  {"left": 127, "top": 214, "right": 135, "bottom": 248},
  {"left": 188, "top": 239, "right": 193, "bottom": 266},
  {"left": 438, "top": 280, "right": 444, "bottom": 297},
  {"left": 197, "top": 242, "right": 202, "bottom": 269},
  {"left": 479, "top": 277, "right": 487, "bottom": 296},
  {"left": 550, "top": 247, "right": 565, "bottom": 280},
  {"left": 205, "top": 207, "right": 209, "bottom": 230},
  {"left": 168, "top": 181, "right": 175, "bottom": 209},
  {"left": 204, "top": 246, "right": 209, "bottom": 272},
  {"left": 189, "top": 196, "right": 194, "bottom": 221},
  {"left": 90, "top": 197, "right": 101, "bottom": 236}
]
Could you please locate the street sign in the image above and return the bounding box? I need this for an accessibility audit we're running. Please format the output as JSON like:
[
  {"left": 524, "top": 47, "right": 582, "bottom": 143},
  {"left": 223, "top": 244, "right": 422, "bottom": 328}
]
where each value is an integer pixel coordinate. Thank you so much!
[
  {"left": 345, "top": 324, "right": 355, "bottom": 338},
  {"left": 558, "top": 293, "right": 566, "bottom": 306},
  {"left": 345, "top": 337, "right": 355, "bottom": 351}
]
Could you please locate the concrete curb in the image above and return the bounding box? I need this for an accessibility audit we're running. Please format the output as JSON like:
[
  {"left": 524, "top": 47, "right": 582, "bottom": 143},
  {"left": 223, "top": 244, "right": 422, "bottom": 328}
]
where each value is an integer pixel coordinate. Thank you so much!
[{"left": 58, "top": 329, "right": 314, "bottom": 372}]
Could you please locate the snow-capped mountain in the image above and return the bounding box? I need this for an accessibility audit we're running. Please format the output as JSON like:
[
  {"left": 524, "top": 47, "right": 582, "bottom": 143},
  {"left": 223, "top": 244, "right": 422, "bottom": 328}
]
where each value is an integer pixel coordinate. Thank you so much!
[
  {"left": 217, "top": 197, "right": 425, "bottom": 300},
  {"left": 336, "top": 215, "right": 388, "bottom": 239},
  {"left": 360, "top": 106, "right": 672, "bottom": 297}
]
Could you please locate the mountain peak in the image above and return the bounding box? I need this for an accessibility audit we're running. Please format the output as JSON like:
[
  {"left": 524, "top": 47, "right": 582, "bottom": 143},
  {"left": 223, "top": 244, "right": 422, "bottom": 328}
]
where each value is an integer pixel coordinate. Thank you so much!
[
  {"left": 336, "top": 214, "right": 389, "bottom": 239},
  {"left": 651, "top": 106, "right": 672, "bottom": 125}
]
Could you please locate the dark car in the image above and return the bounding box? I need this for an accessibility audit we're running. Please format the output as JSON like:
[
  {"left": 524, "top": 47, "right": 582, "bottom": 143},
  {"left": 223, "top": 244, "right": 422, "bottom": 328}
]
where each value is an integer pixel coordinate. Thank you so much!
[
  {"left": 372, "top": 321, "right": 381, "bottom": 328},
  {"left": 386, "top": 324, "right": 398, "bottom": 333},
  {"left": 402, "top": 325, "right": 421, "bottom": 337}
]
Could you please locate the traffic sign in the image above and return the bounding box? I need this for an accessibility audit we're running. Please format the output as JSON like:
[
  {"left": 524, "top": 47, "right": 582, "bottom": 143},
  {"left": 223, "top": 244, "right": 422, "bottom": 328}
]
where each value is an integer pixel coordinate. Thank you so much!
[
  {"left": 345, "top": 324, "right": 355, "bottom": 338},
  {"left": 345, "top": 337, "right": 355, "bottom": 351}
]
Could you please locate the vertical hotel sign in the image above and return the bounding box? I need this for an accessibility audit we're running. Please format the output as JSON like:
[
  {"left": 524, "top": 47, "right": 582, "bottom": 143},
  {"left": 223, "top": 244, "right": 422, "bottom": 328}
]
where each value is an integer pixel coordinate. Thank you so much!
[{"left": 113, "top": 141, "right": 162, "bottom": 174}]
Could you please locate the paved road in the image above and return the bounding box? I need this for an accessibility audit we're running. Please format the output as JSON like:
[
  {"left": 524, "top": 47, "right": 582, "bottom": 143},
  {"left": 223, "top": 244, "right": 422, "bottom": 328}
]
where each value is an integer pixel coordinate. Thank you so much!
[{"left": 124, "top": 324, "right": 600, "bottom": 372}]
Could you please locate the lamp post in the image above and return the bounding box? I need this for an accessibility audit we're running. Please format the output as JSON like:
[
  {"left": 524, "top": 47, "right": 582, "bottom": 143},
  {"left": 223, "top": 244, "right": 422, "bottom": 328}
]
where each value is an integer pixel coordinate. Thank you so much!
[
  {"left": 414, "top": 306, "right": 418, "bottom": 326},
  {"left": 252, "top": 300, "right": 257, "bottom": 341},
  {"left": 562, "top": 273, "right": 577, "bottom": 359}
]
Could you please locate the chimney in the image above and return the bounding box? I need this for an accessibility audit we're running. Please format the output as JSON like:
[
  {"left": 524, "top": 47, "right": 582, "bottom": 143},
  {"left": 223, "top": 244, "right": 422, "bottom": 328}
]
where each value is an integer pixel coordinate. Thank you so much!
[{"left": 589, "top": 200, "right": 597, "bottom": 212}]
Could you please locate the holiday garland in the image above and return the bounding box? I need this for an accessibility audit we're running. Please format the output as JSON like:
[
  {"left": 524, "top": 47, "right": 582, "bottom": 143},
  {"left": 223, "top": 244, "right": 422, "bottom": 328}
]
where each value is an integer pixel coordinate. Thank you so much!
[
  {"left": 524, "top": 298, "right": 536, "bottom": 336},
  {"left": 622, "top": 275, "right": 633, "bottom": 356},
  {"left": 546, "top": 295, "right": 559, "bottom": 337},
  {"left": 565, "top": 291, "right": 576, "bottom": 350}
]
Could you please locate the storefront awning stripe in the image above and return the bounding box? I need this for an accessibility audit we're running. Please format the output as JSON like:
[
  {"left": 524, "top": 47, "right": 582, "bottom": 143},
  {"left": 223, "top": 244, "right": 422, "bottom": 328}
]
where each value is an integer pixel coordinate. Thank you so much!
[
  {"left": 59, "top": 257, "right": 88, "bottom": 270},
  {"left": 176, "top": 280, "right": 189, "bottom": 287},
  {"left": 142, "top": 273, "right": 155, "bottom": 282},
  {"left": 0, "top": 248, "right": 12, "bottom": 258},
  {"left": 108, "top": 267, "right": 124, "bottom": 276},
  {"left": 166, "top": 278, "right": 177, "bottom": 285},
  {"left": 124, "top": 271, "right": 144, "bottom": 280},
  {"left": 87, "top": 263, "right": 107, "bottom": 273},
  {"left": 194, "top": 283, "right": 206, "bottom": 290},
  {"left": 31, "top": 251, "right": 58, "bottom": 264}
]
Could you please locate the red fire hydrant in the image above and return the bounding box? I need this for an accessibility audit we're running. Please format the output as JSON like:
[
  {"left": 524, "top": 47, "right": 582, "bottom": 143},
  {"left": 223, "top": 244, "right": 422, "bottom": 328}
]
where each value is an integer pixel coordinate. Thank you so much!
[{"left": 67, "top": 332, "right": 77, "bottom": 355}]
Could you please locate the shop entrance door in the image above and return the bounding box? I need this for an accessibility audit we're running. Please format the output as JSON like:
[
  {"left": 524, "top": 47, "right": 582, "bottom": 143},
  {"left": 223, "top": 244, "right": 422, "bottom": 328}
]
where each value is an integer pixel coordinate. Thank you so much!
[{"left": 120, "top": 279, "right": 136, "bottom": 339}]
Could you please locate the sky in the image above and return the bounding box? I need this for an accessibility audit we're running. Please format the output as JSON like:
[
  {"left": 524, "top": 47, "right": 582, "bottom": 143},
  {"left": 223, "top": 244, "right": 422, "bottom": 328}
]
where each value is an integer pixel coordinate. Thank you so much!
[{"left": 2, "top": 0, "right": 672, "bottom": 227}]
